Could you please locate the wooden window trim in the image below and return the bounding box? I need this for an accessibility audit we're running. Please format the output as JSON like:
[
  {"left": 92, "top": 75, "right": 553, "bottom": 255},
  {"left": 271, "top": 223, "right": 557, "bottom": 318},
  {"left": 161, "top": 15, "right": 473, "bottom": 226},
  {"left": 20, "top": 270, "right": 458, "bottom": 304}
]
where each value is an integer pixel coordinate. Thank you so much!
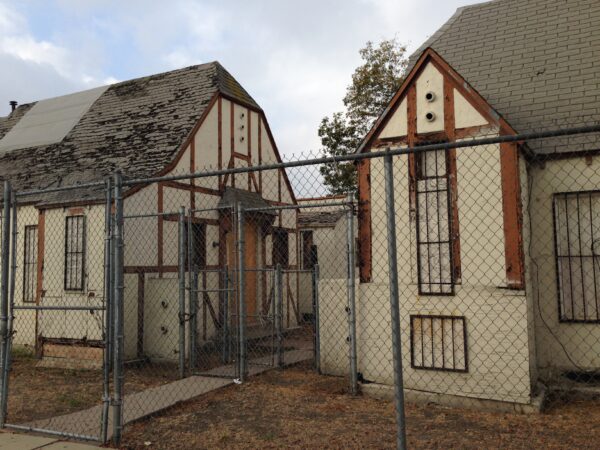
[
  {"left": 23, "top": 225, "right": 38, "bottom": 303},
  {"left": 64, "top": 215, "right": 86, "bottom": 291}
]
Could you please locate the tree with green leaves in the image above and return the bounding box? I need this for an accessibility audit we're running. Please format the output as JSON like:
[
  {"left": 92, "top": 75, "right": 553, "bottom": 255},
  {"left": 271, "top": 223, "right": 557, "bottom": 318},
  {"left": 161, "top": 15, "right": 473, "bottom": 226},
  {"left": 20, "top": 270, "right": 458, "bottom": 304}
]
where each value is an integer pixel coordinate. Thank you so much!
[{"left": 319, "top": 38, "right": 408, "bottom": 194}]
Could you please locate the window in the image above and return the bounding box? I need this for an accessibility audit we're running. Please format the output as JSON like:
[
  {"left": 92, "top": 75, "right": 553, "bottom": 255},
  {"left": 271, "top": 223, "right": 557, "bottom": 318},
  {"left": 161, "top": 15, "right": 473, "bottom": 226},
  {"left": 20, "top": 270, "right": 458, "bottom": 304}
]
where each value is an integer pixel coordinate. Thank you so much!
[
  {"left": 272, "top": 228, "right": 289, "bottom": 268},
  {"left": 64, "top": 215, "right": 86, "bottom": 291},
  {"left": 301, "top": 231, "right": 318, "bottom": 270},
  {"left": 185, "top": 222, "right": 206, "bottom": 270},
  {"left": 414, "top": 149, "right": 455, "bottom": 295},
  {"left": 22, "top": 225, "right": 38, "bottom": 302},
  {"left": 554, "top": 191, "right": 600, "bottom": 322},
  {"left": 410, "top": 315, "right": 467, "bottom": 372}
]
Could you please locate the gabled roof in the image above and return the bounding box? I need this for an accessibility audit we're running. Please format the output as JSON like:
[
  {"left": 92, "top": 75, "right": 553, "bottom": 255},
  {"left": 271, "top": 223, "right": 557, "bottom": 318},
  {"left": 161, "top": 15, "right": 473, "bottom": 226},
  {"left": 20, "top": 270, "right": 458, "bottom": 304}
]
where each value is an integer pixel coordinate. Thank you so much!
[
  {"left": 360, "top": 0, "right": 600, "bottom": 154},
  {"left": 218, "top": 187, "right": 277, "bottom": 215},
  {"left": 0, "top": 62, "right": 260, "bottom": 196},
  {"left": 408, "top": 0, "right": 600, "bottom": 137},
  {"left": 298, "top": 210, "right": 345, "bottom": 228}
]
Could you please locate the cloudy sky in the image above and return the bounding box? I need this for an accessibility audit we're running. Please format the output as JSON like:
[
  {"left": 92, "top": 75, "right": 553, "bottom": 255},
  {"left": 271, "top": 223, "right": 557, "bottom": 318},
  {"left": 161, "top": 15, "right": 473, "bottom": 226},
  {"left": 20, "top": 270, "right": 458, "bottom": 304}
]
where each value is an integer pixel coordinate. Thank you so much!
[{"left": 0, "top": 0, "right": 481, "bottom": 157}]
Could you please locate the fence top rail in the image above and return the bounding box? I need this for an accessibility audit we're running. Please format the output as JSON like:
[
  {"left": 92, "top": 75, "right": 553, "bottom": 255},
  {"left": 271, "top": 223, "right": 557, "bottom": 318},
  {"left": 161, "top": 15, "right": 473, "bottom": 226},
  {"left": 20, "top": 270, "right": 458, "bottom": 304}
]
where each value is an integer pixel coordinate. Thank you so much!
[
  {"left": 118, "top": 124, "right": 600, "bottom": 188},
  {"left": 8, "top": 123, "right": 600, "bottom": 197},
  {"left": 122, "top": 210, "right": 180, "bottom": 220},
  {"left": 244, "top": 201, "right": 350, "bottom": 213},
  {"left": 189, "top": 205, "right": 234, "bottom": 213}
]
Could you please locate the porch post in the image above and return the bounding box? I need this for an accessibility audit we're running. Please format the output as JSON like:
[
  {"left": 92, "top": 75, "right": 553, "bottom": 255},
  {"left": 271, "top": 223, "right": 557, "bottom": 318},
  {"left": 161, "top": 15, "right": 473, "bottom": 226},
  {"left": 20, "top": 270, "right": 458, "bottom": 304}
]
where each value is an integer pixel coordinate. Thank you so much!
[{"left": 383, "top": 152, "right": 407, "bottom": 450}]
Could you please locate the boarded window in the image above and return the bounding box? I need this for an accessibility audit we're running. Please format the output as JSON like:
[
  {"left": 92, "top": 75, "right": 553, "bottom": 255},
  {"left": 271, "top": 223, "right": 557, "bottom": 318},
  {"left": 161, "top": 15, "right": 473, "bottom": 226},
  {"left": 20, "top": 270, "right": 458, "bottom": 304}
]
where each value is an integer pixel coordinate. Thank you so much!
[
  {"left": 554, "top": 191, "right": 600, "bottom": 322},
  {"left": 64, "top": 215, "right": 86, "bottom": 291},
  {"left": 272, "top": 228, "right": 289, "bottom": 268},
  {"left": 410, "top": 315, "right": 467, "bottom": 372},
  {"left": 23, "top": 225, "right": 38, "bottom": 303},
  {"left": 185, "top": 222, "right": 206, "bottom": 270},
  {"left": 415, "top": 149, "right": 455, "bottom": 295}
]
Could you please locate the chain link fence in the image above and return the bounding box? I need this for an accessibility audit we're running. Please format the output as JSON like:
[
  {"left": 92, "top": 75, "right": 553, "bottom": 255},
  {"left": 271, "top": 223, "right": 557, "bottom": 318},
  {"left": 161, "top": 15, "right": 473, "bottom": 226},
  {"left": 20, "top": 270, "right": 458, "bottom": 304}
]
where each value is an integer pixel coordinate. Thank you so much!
[{"left": 0, "top": 124, "right": 598, "bottom": 447}]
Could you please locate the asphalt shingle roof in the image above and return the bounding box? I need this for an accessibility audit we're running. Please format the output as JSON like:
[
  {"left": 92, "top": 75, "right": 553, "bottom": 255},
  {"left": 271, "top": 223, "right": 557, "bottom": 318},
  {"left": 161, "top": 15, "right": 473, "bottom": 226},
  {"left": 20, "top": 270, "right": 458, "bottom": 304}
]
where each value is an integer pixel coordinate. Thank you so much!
[{"left": 0, "top": 62, "right": 260, "bottom": 203}]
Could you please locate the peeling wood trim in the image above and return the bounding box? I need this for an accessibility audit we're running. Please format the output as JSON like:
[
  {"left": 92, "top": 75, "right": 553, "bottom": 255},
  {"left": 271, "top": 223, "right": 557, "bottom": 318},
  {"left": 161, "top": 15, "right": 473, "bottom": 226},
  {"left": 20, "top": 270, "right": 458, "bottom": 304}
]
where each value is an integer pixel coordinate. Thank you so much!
[
  {"left": 258, "top": 115, "right": 263, "bottom": 193},
  {"left": 500, "top": 142, "right": 525, "bottom": 289},
  {"left": 218, "top": 96, "right": 223, "bottom": 188},
  {"left": 248, "top": 110, "right": 252, "bottom": 191},
  {"left": 230, "top": 99, "right": 235, "bottom": 188},
  {"left": 358, "top": 159, "right": 372, "bottom": 283},
  {"left": 190, "top": 138, "right": 196, "bottom": 210},
  {"left": 444, "top": 77, "right": 462, "bottom": 281}
]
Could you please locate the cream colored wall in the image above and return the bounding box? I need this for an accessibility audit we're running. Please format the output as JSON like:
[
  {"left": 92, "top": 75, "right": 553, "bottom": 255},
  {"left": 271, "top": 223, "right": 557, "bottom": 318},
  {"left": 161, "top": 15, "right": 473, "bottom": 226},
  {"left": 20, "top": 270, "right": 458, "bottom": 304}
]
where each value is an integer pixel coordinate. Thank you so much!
[
  {"left": 12, "top": 205, "right": 41, "bottom": 348},
  {"left": 320, "top": 61, "right": 537, "bottom": 404},
  {"left": 528, "top": 156, "right": 600, "bottom": 376},
  {"left": 379, "top": 99, "right": 407, "bottom": 139}
]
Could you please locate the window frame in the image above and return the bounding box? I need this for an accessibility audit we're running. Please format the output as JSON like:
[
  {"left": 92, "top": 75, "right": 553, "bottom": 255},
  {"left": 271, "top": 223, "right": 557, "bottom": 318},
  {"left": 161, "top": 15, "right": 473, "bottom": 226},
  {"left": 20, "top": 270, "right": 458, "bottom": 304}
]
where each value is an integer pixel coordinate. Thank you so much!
[
  {"left": 22, "top": 225, "right": 38, "bottom": 303},
  {"left": 64, "top": 215, "right": 86, "bottom": 292},
  {"left": 413, "top": 148, "right": 456, "bottom": 296},
  {"left": 410, "top": 315, "right": 468, "bottom": 373},
  {"left": 553, "top": 190, "right": 600, "bottom": 323}
]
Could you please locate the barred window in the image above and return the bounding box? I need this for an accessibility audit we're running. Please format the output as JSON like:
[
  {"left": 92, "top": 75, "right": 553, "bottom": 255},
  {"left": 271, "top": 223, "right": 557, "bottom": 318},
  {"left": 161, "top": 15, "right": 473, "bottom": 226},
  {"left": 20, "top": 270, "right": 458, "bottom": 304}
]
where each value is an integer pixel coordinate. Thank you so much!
[
  {"left": 554, "top": 191, "right": 600, "bottom": 323},
  {"left": 410, "top": 315, "right": 467, "bottom": 372},
  {"left": 22, "top": 225, "right": 38, "bottom": 303},
  {"left": 414, "top": 149, "right": 455, "bottom": 295},
  {"left": 64, "top": 215, "right": 86, "bottom": 291}
]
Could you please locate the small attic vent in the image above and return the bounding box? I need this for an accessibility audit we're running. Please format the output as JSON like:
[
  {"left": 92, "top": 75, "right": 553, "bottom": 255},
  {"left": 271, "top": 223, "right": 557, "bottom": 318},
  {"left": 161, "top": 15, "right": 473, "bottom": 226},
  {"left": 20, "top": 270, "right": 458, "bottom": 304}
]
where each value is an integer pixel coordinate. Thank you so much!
[
  {"left": 425, "top": 91, "right": 436, "bottom": 102},
  {"left": 425, "top": 112, "right": 436, "bottom": 122}
]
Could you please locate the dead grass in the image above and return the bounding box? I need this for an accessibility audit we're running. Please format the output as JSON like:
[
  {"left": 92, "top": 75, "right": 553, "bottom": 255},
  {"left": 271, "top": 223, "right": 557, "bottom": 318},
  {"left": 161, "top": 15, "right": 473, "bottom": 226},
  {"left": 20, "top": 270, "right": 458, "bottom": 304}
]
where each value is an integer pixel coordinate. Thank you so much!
[
  {"left": 6, "top": 354, "right": 179, "bottom": 425},
  {"left": 120, "top": 362, "right": 600, "bottom": 450}
]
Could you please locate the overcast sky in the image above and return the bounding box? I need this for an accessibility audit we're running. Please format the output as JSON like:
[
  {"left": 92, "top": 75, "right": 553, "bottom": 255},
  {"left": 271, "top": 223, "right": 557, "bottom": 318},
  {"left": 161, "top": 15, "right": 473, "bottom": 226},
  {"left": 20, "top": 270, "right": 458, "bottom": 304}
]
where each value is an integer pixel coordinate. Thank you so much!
[{"left": 0, "top": 0, "right": 481, "bottom": 157}]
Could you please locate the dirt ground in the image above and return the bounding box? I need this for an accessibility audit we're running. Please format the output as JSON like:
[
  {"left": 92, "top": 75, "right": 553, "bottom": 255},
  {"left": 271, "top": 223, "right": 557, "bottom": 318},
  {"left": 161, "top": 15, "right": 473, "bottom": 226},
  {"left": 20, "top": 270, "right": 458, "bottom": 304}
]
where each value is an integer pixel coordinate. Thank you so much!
[
  {"left": 6, "top": 353, "right": 179, "bottom": 424},
  {"left": 120, "top": 362, "right": 600, "bottom": 450}
]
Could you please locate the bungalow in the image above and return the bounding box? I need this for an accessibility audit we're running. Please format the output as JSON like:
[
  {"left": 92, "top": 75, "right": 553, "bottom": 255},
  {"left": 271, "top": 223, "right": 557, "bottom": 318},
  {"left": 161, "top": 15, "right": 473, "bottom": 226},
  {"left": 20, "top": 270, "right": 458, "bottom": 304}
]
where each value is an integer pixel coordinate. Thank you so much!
[
  {"left": 0, "top": 62, "right": 301, "bottom": 368},
  {"left": 319, "top": 0, "right": 600, "bottom": 410}
]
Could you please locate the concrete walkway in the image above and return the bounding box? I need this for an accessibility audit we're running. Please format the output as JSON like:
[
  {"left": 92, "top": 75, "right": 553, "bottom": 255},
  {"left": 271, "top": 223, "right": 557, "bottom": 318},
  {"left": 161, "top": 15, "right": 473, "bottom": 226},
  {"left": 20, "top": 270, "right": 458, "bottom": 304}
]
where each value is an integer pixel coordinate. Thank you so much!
[
  {"left": 0, "top": 431, "right": 98, "bottom": 449},
  {"left": 20, "top": 348, "right": 313, "bottom": 441}
]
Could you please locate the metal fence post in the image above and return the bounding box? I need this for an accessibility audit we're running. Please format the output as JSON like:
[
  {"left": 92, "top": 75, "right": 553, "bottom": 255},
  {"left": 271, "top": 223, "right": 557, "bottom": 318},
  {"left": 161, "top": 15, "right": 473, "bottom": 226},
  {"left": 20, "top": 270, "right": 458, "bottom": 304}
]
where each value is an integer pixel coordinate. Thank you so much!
[
  {"left": 236, "top": 202, "right": 247, "bottom": 382},
  {"left": 0, "top": 181, "right": 11, "bottom": 427},
  {"left": 101, "top": 177, "right": 112, "bottom": 444},
  {"left": 275, "top": 264, "right": 284, "bottom": 368},
  {"left": 112, "top": 173, "right": 125, "bottom": 446},
  {"left": 222, "top": 266, "right": 230, "bottom": 363},
  {"left": 346, "top": 193, "right": 358, "bottom": 395},
  {"left": 187, "top": 211, "right": 198, "bottom": 370},
  {"left": 178, "top": 207, "right": 186, "bottom": 379},
  {"left": 384, "top": 152, "right": 407, "bottom": 450},
  {"left": 312, "top": 263, "right": 321, "bottom": 373}
]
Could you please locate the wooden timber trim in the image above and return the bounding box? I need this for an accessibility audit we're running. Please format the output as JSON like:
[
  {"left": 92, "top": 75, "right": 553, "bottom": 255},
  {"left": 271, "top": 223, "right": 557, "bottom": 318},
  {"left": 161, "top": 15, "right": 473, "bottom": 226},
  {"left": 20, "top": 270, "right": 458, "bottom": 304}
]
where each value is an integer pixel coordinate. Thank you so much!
[
  {"left": 66, "top": 207, "right": 85, "bottom": 216},
  {"left": 137, "top": 273, "right": 145, "bottom": 357},
  {"left": 157, "top": 182, "right": 164, "bottom": 275},
  {"left": 258, "top": 115, "right": 263, "bottom": 192},
  {"left": 35, "top": 209, "right": 45, "bottom": 357},
  {"left": 218, "top": 96, "right": 223, "bottom": 188},
  {"left": 190, "top": 137, "right": 196, "bottom": 210},
  {"left": 357, "top": 158, "right": 371, "bottom": 283},
  {"left": 162, "top": 180, "right": 220, "bottom": 196},
  {"left": 230, "top": 100, "right": 235, "bottom": 188},
  {"left": 444, "top": 76, "right": 462, "bottom": 281},
  {"left": 248, "top": 112, "right": 252, "bottom": 191},
  {"left": 500, "top": 142, "right": 525, "bottom": 289},
  {"left": 407, "top": 84, "right": 417, "bottom": 208}
]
